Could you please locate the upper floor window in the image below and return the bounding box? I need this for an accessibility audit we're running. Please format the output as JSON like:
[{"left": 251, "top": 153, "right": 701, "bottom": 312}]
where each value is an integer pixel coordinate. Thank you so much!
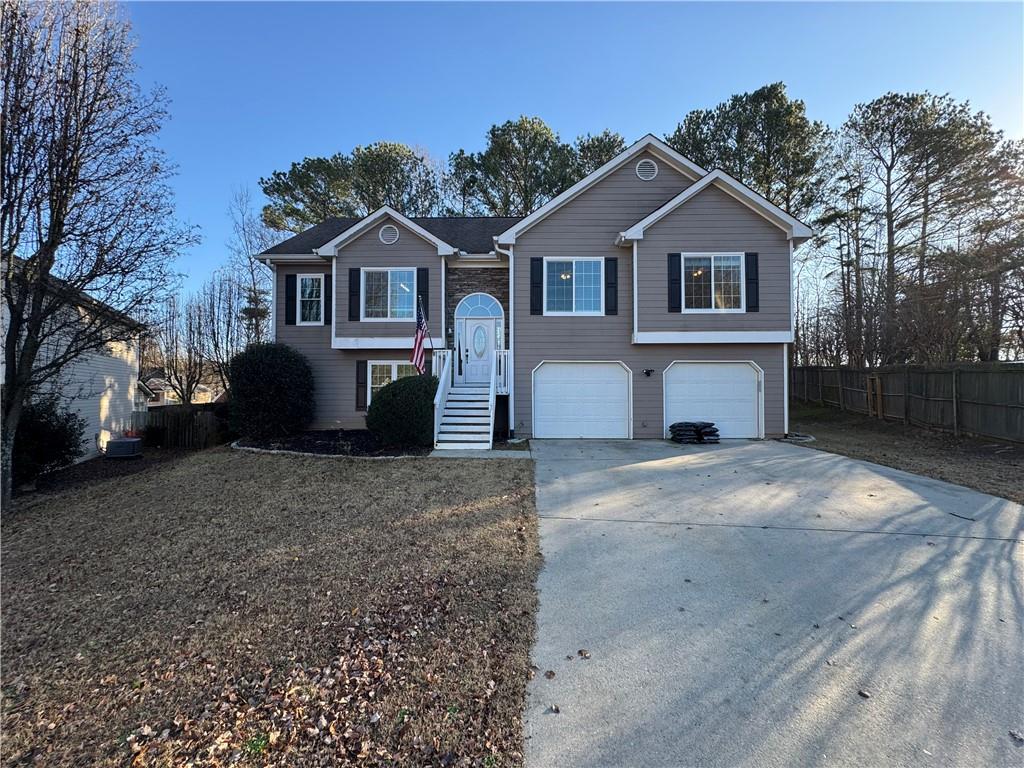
[
  {"left": 362, "top": 268, "right": 415, "bottom": 321},
  {"left": 298, "top": 274, "right": 324, "bottom": 324},
  {"left": 544, "top": 257, "right": 603, "bottom": 315},
  {"left": 683, "top": 253, "right": 744, "bottom": 312}
]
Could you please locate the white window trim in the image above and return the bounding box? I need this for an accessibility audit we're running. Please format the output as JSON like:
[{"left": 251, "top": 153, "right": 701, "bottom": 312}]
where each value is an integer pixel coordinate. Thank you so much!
[
  {"left": 360, "top": 267, "right": 417, "bottom": 323},
  {"left": 681, "top": 252, "right": 746, "bottom": 314},
  {"left": 542, "top": 257, "right": 605, "bottom": 316},
  {"left": 297, "top": 273, "right": 325, "bottom": 326},
  {"left": 367, "top": 360, "right": 420, "bottom": 407}
]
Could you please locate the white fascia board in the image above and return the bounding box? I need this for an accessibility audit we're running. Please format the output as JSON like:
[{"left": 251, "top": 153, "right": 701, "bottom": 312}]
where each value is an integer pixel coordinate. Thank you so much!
[
  {"left": 496, "top": 134, "right": 707, "bottom": 246},
  {"left": 332, "top": 336, "right": 444, "bottom": 350},
  {"left": 314, "top": 206, "right": 456, "bottom": 257},
  {"left": 620, "top": 170, "right": 814, "bottom": 242},
  {"left": 260, "top": 253, "right": 328, "bottom": 263},
  {"left": 633, "top": 330, "right": 794, "bottom": 344}
]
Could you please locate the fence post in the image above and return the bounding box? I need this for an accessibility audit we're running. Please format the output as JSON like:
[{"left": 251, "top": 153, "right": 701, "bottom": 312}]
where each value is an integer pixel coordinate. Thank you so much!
[
  {"left": 952, "top": 368, "right": 960, "bottom": 438},
  {"left": 837, "top": 368, "right": 846, "bottom": 411},
  {"left": 804, "top": 368, "right": 808, "bottom": 402},
  {"left": 903, "top": 366, "right": 910, "bottom": 424},
  {"left": 818, "top": 368, "right": 823, "bottom": 404}
]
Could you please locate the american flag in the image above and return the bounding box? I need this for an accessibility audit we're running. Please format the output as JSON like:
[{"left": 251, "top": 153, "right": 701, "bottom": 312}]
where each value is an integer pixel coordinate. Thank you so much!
[{"left": 410, "top": 300, "right": 428, "bottom": 374}]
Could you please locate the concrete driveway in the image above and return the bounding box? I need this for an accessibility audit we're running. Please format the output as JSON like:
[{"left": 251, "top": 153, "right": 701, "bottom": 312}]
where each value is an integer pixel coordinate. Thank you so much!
[{"left": 526, "top": 439, "right": 1023, "bottom": 768}]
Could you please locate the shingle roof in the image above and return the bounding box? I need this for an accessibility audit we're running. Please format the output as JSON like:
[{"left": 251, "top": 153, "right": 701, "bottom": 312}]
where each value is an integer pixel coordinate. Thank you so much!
[{"left": 261, "top": 216, "right": 523, "bottom": 257}]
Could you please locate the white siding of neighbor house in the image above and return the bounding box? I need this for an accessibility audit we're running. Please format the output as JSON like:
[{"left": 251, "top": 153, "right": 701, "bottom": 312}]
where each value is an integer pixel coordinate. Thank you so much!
[{"left": 40, "top": 337, "right": 141, "bottom": 458}]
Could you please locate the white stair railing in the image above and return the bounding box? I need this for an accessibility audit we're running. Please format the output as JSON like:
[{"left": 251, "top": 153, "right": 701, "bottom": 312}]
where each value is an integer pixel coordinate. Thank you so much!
[
  {"left": 432, "top": 350, "right": 452, "bottom": 447},
  {"left": 495, "top": 349, "right": 510, "bottom": 395},
  {"left": 487, "top": 351, "right": 498, "bottom": 449}
]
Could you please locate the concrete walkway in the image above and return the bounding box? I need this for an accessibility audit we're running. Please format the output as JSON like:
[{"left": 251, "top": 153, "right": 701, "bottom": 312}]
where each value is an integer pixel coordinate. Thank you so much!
[{"left": 526, "top": 439, "right": 1023, "bottom": 767}]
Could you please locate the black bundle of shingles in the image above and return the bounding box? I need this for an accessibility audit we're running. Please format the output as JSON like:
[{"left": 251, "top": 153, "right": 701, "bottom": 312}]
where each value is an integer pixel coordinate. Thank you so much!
[{"left": 669, "top": 421, "right": 720, "bottom": 444}]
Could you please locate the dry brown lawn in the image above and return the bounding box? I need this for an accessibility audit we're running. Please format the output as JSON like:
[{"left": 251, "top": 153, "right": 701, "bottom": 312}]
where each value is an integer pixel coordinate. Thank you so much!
[
  {"left": 790, "top": 402, "right": 1024, "bottom": 504},
  {"left": 1, "top": 449, "right": 540, "bottom": 767}
]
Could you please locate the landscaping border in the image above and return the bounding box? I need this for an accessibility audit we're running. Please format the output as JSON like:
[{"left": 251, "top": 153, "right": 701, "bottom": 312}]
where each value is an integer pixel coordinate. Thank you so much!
[{"left": 230, "top": 440, "right": 422, "bottom": 460}]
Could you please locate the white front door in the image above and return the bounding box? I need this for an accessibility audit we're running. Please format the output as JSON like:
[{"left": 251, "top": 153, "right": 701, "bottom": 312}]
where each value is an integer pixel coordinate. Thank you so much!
[{"left": 458, "top": 318, "right": 495, "bottom": 384}]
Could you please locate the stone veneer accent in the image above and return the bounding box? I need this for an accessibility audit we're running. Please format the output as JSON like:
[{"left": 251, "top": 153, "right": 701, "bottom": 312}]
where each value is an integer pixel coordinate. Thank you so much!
[{"left": 444, "top": 264, "right": 510, "bottom": 348}]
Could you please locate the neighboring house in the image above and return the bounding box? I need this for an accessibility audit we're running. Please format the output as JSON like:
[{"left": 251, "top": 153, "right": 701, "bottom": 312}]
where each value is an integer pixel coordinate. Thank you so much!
[
  {"left": 141, "top": 375, "right": 218, "bottom": 406},
  {"left": 134, "top": 379, "right": 155, "bottom": 412},
  {"left": 259, "top": 135, "right": 812, "bottom": 448},
  {"left": 2, "top": 286, "right": 144, "bottom": 459}
]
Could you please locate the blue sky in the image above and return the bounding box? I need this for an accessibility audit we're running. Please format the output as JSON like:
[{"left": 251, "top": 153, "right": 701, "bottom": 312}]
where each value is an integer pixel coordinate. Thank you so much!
[{"left": 126, "top": 1, "right": 1024, "bottom": 290}]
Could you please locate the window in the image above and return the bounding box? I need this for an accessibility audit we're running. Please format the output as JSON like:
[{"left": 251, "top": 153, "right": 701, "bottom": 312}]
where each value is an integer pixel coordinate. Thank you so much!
[
  {"left": 544, "top": 258, "right": 604, "bottom": 315},
  {"left": 362, "top": 268, "right": 415, "bottom": 321},
  {"left": 298, "top": 274, "right": 324, "bottom": 324},
  {"left": 683, "top": 253, "right": 744, "bottom": 312},
  {"left": 368, "top": 361, "right": 420, "bottom": 405}
]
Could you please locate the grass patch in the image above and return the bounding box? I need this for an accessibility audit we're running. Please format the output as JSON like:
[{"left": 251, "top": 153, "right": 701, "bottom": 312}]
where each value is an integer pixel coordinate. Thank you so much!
[
  {"left": 1, "top": 448, "right": 540, "bottom": 766},
  {"left": 790, "top": 401, "right": 1024, "bottom": 504}
]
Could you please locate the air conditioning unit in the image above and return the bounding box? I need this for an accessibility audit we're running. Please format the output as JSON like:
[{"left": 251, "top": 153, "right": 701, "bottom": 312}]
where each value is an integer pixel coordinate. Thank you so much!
[{"left": 105, "top": 437, "right": 143, "bottom": 458}]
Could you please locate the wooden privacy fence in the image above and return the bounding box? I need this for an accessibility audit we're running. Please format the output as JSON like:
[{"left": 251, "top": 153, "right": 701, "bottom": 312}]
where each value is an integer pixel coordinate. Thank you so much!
[
  {"left": 790, "top": 365, "right": 1024, "bottom": 444},
  {"left": 131, "top": 403, "right": 227, "bottom": 449}
]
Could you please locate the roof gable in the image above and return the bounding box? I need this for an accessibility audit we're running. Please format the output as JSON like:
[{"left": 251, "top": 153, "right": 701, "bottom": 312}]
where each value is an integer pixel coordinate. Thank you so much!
[
  {"left": 618, "top": 169, "right": 814, "bottom": 243},
  {"left": 314, "top": 207, "right": 457, "bottom": 257},
  {"left": 496, "top": 135, "right": 706, "bottom": 246}
]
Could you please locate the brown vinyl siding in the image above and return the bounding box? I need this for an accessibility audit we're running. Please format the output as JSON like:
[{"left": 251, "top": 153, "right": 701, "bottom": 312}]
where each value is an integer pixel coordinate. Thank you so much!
[
  {"left": 334, "top": 218, "right": 444, "bottom": 337},
  {"left": 636, "top": 184, "right": 792, "bottom": 331},
  {"left": 512, "top": 152, "right": 788, "bottom": 438},
  {"left": 275, "top": 262, "right": 419, "bottom": 429}
]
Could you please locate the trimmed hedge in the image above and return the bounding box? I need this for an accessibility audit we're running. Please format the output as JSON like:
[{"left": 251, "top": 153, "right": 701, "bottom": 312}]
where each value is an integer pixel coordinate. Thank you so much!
[
  {"left": 227, "top": 343, "right": 315, "bottom": 439},
  {"left": 366, "top": 374, "right": 438, "bottom": 447},
  {"left": 14, "top": 395, "right": 86, "bottom": 487}
]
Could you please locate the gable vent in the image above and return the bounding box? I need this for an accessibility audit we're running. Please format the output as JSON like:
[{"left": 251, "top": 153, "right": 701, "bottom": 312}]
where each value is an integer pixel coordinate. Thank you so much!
[
  {"left": 378, "top": 224, "right": 400, "bottom": 245},
  {"left": 636, "top": 158, "right": 659, "bottom": 181}
]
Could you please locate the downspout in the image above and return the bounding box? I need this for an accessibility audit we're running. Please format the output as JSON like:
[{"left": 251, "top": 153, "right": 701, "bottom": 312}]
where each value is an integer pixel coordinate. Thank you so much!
[{"left": 494, "top": 238, "right": 514, "bottom": 437}]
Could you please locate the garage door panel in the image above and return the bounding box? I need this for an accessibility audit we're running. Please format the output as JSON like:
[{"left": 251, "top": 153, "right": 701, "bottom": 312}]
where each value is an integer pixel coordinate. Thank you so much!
[
  {"left": 534, "top": 363, "right": 629, "bottom": 438},
  {"left": 664, "top": 363, "right": 760, "bottom": 438}
]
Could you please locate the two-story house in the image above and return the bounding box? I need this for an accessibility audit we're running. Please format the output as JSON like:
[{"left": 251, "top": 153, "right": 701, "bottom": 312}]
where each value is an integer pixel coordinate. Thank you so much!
[{"left": 259, "top": 135, "right": 812, "bottom": 448}]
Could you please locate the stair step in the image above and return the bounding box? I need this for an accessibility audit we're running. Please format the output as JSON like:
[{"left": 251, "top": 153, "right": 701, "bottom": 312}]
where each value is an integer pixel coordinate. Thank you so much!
[
  {"left": 442, "top": 416, "right": 491, "bottom": 425},
  {"left": 434, "top": 441, "right": 492, "bottom": 450},
  {"left": 444, "top": 404, "right": 489, "bottom": 412},
  {"left": 447, "top": 393, "right": 488, "bottom": 400},
  {"left": 451, "top": 386, "right": 489, "bottom": 393},
  {"left": 440, "top": 425, "right": 490, "bottom": 434}
]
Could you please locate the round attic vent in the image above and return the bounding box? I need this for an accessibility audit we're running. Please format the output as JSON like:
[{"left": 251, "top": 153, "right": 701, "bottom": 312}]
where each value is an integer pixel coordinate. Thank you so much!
[
  {"left": 378, "top": 224, "right": 400, "bottom": 245},
  {"left": 636, "top": 158, "right": 659, "bottom": 181}
]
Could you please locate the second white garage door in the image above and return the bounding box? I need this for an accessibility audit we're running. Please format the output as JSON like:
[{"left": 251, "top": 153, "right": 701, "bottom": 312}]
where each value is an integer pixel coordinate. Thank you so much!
[
  {"left": 533, "top": 362, "right": 630, "bottom": 438},
  {"left": 663, "top": 362, "right": 761, "bottom": 438}
]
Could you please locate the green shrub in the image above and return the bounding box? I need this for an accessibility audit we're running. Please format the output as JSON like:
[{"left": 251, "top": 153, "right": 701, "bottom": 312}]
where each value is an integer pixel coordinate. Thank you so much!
[
  {"left": 366, "top": 374, "right": 438, "bottom": 447},
  {"left": 14, "top": 395, "right": 87, "bottom": 487},
  {"left": 227, "top": 343, "right": 315, "bottom": 438}
]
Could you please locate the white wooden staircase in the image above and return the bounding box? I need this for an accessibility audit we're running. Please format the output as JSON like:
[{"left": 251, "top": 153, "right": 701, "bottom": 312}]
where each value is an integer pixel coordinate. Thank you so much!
[
  {"left": 432, "top": 349, "right": 508, "bottom": 450},
  {"left": 435, "top": 385, "right": 493, "bottom": 449}
]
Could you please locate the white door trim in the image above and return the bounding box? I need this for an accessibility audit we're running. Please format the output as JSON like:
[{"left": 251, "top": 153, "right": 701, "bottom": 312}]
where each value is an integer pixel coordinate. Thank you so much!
[
  {"left": 531, "top": 360, "right": 633, "bottom": 439},
  {"left": 662, "top": 360, "right": 764, "bottom": 439}
]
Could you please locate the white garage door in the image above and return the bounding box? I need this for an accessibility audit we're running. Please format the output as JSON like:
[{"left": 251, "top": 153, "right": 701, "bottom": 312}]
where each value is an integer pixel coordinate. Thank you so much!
[
  {"left": 664, "top": 362, "right": 761, "bottom": 438},
  {"left": 534, "top": 362, "right": 630, "bottom": 438}
]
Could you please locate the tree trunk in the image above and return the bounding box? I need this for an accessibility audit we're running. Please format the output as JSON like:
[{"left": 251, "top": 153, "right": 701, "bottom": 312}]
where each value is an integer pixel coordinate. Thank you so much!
[
  {"left": 1, "top": 393, "right": 25, "bottom": 510},
  {"left": 884, "top": 165, "right": 898, "bottom": 364}
]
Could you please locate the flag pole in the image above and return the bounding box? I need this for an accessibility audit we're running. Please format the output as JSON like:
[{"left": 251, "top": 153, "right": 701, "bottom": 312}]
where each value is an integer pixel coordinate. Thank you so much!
[{"left": 419, "top": 295, "right": 433, "bottom": 375}]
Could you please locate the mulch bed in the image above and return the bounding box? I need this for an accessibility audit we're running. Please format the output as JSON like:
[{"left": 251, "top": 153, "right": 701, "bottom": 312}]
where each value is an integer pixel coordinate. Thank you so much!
[
  {"left": 236, "top": 429, "right": 431, "bottom": 457},
  {"left": 1, "top": 449, "right": 540, "bottom": 766}
]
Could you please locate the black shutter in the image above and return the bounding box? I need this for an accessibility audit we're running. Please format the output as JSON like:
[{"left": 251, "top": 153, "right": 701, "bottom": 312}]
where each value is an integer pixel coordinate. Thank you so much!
[
  {"left": 745, "top": 252, "right": 759, "bottom": 312},
  {"left": 323, "top": 273, "right": 332, "bottom": 325},
  {"left": 355, "top": 360, "right": 367, "bottom": 411},
  {"left": 425, "top": 357, "right": 432, "bottom": 376},
  {"left": 530, "top": 258, "right": 543, "bottom": 315},
  {"left": 605, "top": 258, "right": 618, "bottom": 315},
  {"left": 416, "top": 267, "right": 429, "bottom": 320},
  {"left": 348, "top": 268, "right": 360, "bottom": 321},
  {"left": 284, "top": 274, "right": 297, "bottom": 325},
  {"left": 667, "top": 253, "right": 682, "bottom": 313}
]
